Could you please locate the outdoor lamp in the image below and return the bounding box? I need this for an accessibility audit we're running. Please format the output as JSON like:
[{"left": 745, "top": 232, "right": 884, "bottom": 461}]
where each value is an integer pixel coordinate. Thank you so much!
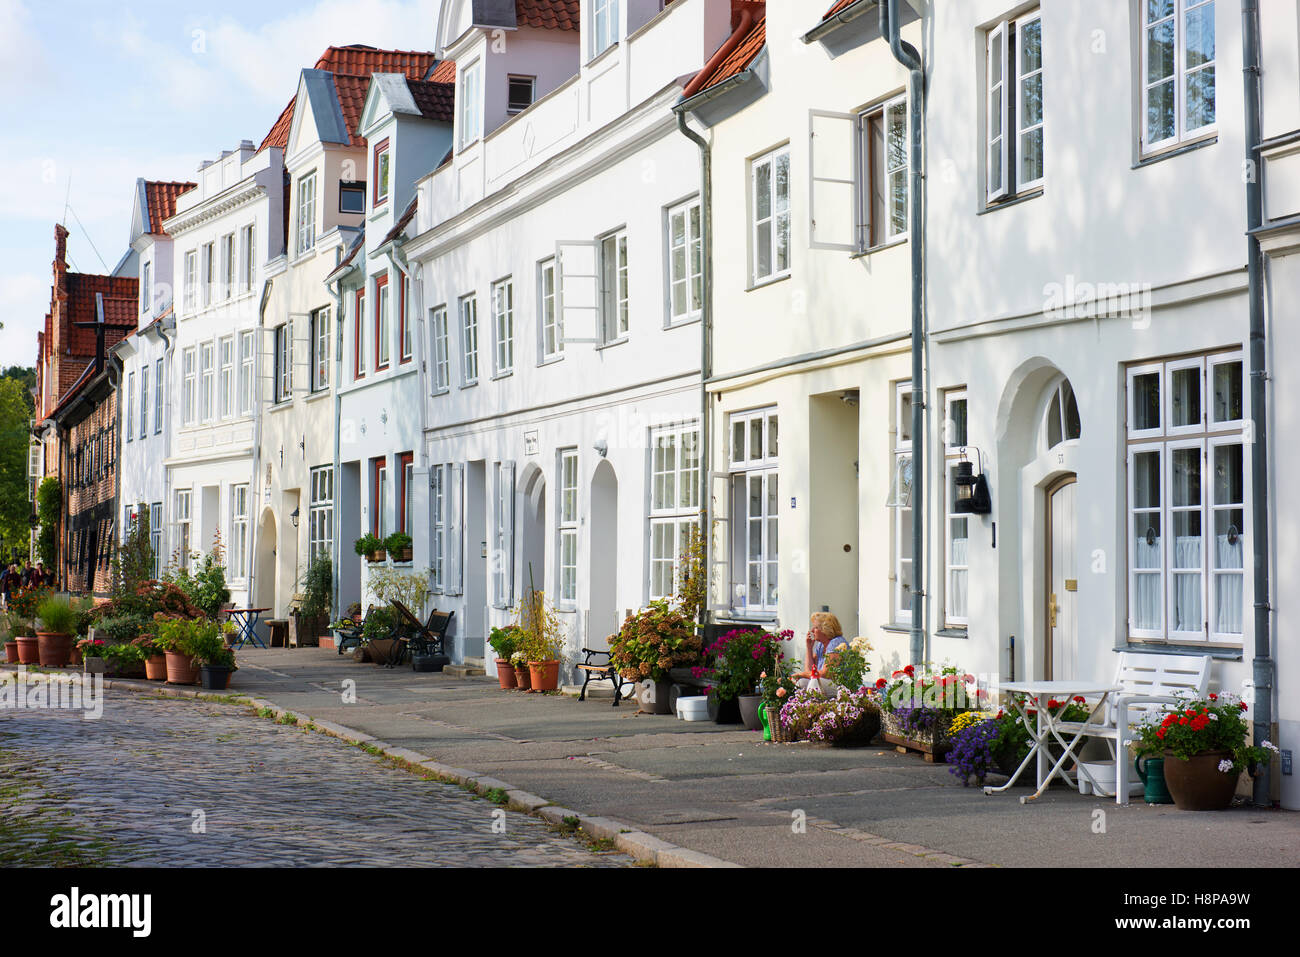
[
  {"left": 290, "top": 507, "right": 300, "bottom": 529},
  {"left": 28, "top": 510, "right": 39, "bottom": 529},
  {"left": 952, "top": 455, "right": 992, "bottom": 515}
]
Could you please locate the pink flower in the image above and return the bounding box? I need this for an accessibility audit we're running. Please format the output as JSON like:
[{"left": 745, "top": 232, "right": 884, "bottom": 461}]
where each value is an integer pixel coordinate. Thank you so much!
[{"left": 776, "top": 687, "right": 787, "bottom": 698}]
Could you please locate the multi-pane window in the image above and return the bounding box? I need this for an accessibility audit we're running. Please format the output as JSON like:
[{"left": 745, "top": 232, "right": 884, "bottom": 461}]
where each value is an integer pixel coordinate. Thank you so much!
[
  {"left": 174, "top": 489, "right": 192, "bottom": 572},
  {"left": 203, "top": 242, "right": 215, "bottom": 306},
  {"left": 340, "top": 182, "right": 365, "bottom": 213},
  {"left": 297, "top": 172, "right": 317, "bottom": 254},
  {"left": 459, "top": 59, "right": 482, "bottom": 148},
  {"left": 863, "top": 95, "right": 909, "bottom": 246},
  {"left": 230, "top": 484, "right": 249, "bottom": 579},
  {"left": 240, "top": 224, "right": 255, "bottom": 293},
  {"left": 751, "top": 146, "right": 791, "bottom": 283},
  {"left": 460, "top": 294, "right": 479, "bottom": 384},
  {"left": 592, "top": 0, "right": 619, "bottom": 57},
  {"left": 218, "top": 336, "right": 234, "bottom": 418},
  {"left": 507, "top": 75, "right": 536, "bottom": 114},
  {"left": 431, "top": 465, "right": 445, "bottom": 589},
  {"left": 398, "top": 452, "right": 414, "bottom": 538},
  {"left": 493, "top": 278, "right": 514, "bottom": 374},
  {"left": 667, "top": 199, "right": 702, "bottom": 323},
  {"left": 275, "top": 322, "right": 293, "bottom": 402},
  {"left": 238, "top": 332, "right": 254, "bottom": 414},
  {"left": 200, "top": 342, "right": 214, "bottom": 421},
  {"left": 599, "top": 231, "right": 628, "bottom": 342},
  {"left": 375, "top": 276, "right": 391, "bottom": 370},
  {"left": 890, "top": 382, "right": 914, "bottom": 623},
  {"left": 153, "top": 358, "right": 163, "bottom": 434},
  {"left": 1127, "top": 351, "right": 1244, "bottom": 644},
  {"left": 150, "top": 502, "right": 163, "bottom": 579},
  {"left": 126, "top": 372, "right": 135, "bottom": 443},
  {"left": 493, "top": 461, "right": 515, "bottom": 607},
  {"left": 539, "top": 259, "right": 562, "bottom": 359},
  {"left": 729, "top": 408, "right": 779, "bottom": 615},
  {"left": 141, "top": 262, "right": 151, "bottom": 313},
  {"left": 354, "top": 289, "right": 367, "bottom": 379},
  {"left": 182, "top": 348, "right": 196, "bottom": 425},
  {"left": 649, "top": 424, "right": 701, "bottom": 601},
  {"left": 431, "top": 306, "right": 450, "bottom": 392},
  {"left": 372, "top": 457, "right": 388, "bottom": 537},
  {"left": 140, "top": 364, "right": 149, "bottom": 438},
  {"left": 943, "top": 390, "right": 970, "bottom": 628},
  {"left": 184, "top": 251, "right": 198, "bottom": 311},
  {"left": 311, "top": 307, "right": 330, "bottom": 393},
  {"left": 373, "top": 139, "right": 390, "bottom": 207},
  {"left": 221, "top": 232, "right": 235, "bottom": 300},
  {"left": 309, "top": 466, "right": 334, "bottom": 563},
  {"left": 1142, "top": 0, "right": 1216, "bottom": 153},
  {"left": 558, "top": 450, "right": 578, "bottom": 605},
  {"left": 399, "top": 277, "right": 413, "bottom": 364},
  {"left": 987, "top": 10, "right": 1044, "bottom": 202}
]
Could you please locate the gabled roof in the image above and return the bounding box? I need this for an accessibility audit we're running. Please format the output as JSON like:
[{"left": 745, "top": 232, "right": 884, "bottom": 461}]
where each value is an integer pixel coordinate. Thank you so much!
[
  {"left": 408, "top": 80, "right": 456, "bottom": 122},
  {"left": 430, "top": 59, "right": 456, "bottom": 83},
  {"left": 376, "top": 197, "right": 418, "bottom": 250},
  {"left": 332, "top": 73, "right": 374, "bottom": 146},
  {"left": 515, "top": 0, "right": 579, "bottom": 30},
  {"left": 686, "top": 10, "right": 766, "bottom": 97},
  {"left": 142, "top": 181, "right": 196, "bottom": 236}
]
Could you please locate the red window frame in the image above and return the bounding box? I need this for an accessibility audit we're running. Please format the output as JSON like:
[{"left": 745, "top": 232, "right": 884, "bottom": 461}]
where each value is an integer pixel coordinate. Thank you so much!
[
  {"left": 397, "top": 451, "right": 414, "bottom": 534},
  {"left": 399, "top": 275, "right": 412, "bottom": 364},
  {"left": 354, "top": 288, "right": 366, "bottom": 380},
  {"left": 371, "top": 456, "right": 387, "bottom": 536},
  {"left": 374, "top": 273, "right": 390, "bottom": 371},
  {"left": 373, "top": 138, "right": 390, "bottom": 207}
]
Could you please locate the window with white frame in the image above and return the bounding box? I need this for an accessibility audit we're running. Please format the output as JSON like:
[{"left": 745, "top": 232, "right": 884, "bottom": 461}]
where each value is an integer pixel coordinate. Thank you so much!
[
  {"left": 154, "top": 358, "right": 164, "bottom": 433},
  {"left": 987, "top": 9, "right": 1044, "bottom": 203},
  {"left": 221, "top": 232, "right": 235, "bottom": 300},
  {"left": 492, "top": 278, "right": 514, "bottom": 374},
  {"left": 174, "top": 489, "right": 192, "bottom": 572},
  {"left": 141, "top": 262, "right": 151, "bottom": 313},
  {"left": 375, "top": 276, "right": 391, "bottom": 370},
  {"left": 202, "top": 242, "right": 215, "bottom": 307},
  {"left": 430, "top": 465, "right": 445, "bottom": 590},
  {"left": 649, "top": 423, "right": 700, "bottom": 601},
  {"left": 729, "top": 408, "right": 778, "bottom": 615},
  {"left": 592, "top": 0, "right": 619, "bottom": 58},
  {"left": 943, "top": 390, "right": 969, "bottom": 628},
  {"left": 599, "top": 230, "right": 628, "bottom": 341},
  {"left": 399, "top": 276, "right": 412, "bottom": 364},
  {"left": 493, "top": 461, "right": 515, "bottom": 607},
  {"left": 126, "top": 372, "right": 135, "bottom": 443},
  {"left": 184, "top": 251, "right": 198, "bottom": 312},
  {"left": 311, "top": 307, "right": 330, "bottom": 393},
  {"left": 667, "top": 199, "right": 702, "bottom": 323},
  {"left": 1127, "top": 351, "right": 1244, "bottom": 644},
  {"left": 507, "top": 75, "right": 536, "bottom": 114},
  {"left": 139, "top": 364, "right": 149, "bottom": 439},
  {"left": 309, "top": 466, "right": 333, "bottom": 563},
  {"left": 230, "top": 484, "right": 249, "bottom": 578},
  {"left": 1043, "top": 376, "right": 1082, "bottom": 451},
  {"left": 863, "top": 95, "right": 909, "bottom": 246},
  {"left": 275, "top": 321, "right": 293, "bottom": 403},
  {"left": 751, "top": 146, "right": 791, "bottom": 284},
  {"left": 150, "top": 502, "right": 163, "bottom": 579},
  {"left": 889, "top": 382, "right": 914, "bottom": 623},
  {"left": 240, "top": 224, "right": 254, "bottom": 293},
  {"left": 372, "top": 457, "right": 388, "bottom": 537},
  {"left": 200, "top": 343, "right": 214, "bottom": 421},
  {"left": 558, "top": 449, "right": 578, "bottom": 605},
  {"left": 297, "top": 172, "right": 317, "bottom": 255},
  {"left": 182, "top": 348, "right": 196, "bottom": 426},
  {"left": 459, "top": 59, "right": 482, "bottom": 148},
  {"left": 1141, "top": 0, "right": 1216, "bottom": 154},
  {"left": 218, "top": 336, "right": 233, "bottom": 418},
  {"left": 539, "top": 258, "right": 562, "bottom": 359},
  {"left": 238, "top": 331, "right": 254, "bottom": 414},
  {"left": 431, "top": 306, "right": 450, "bottom": 392},
  {"left": 460, "top": 294, "right": 479, "bottom": 384}
]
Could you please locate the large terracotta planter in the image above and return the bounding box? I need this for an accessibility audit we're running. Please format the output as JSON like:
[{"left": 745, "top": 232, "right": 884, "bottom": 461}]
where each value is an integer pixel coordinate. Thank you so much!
[
  {"left": 529, "top": 660, "right": 560, "bottom": 692},
  {"left": 4, "top": 641, "right": 19, "bottom": 663},
  {"left": 1163, "top": 750, "right": 1239, "bottom": 811},
  {"left": 15, "top": 636, "right": 39, "bottom": 664},
  {"left": 36, "top": 632, "right": 73, "bottom": 668},
  {"left": 514, "top": 664, "right": 533, "bottom": 690},
  {"left": 144, "top": 655, "right": 168, "bottom": 681},
  {"left": 164, "top": 651, "right": 199, "bottom": 685},
  {"left": 495, "top": 658, "right": 517, "bottom": 689}
]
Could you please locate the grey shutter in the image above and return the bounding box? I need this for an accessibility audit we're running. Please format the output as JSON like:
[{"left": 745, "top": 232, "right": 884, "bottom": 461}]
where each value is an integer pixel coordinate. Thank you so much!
[
  {"left": 447, "top": 463, "right": 463, "bottom": 596},
  {"left": 502, "top": 460, "right": 516, "bottom": 605}
]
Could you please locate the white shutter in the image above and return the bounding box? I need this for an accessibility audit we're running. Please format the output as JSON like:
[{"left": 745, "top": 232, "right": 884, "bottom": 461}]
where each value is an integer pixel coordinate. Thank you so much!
[
  {"left": 987, "top": 20, "right": 1011, "bottom": 202},
  {"left": 556, "top": 240, "right": 600, "bottom": 344},
  {"left": 447, "top": 464, "right": 464, "bottom": 596},
  {"left": 257, "top": 326, "right": 276, "bottom": 406},
  {"left": 28, "top": 444, "right": 42, "bottom": 479},
  {"left": 290, "top": 312, "right": 311, "bottom": 394},
  {"left": 502, "top": 460, "right": 516, "bottom": 605},
  {"left": 708, "top": 471, "right": 731, "bottom": 613},
  {"left": 808, "top": 110, "right": 861, "bottom": 252}
]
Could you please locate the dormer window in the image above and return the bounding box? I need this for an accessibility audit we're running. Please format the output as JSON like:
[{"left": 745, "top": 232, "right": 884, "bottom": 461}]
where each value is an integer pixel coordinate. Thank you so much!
[
  {"left": 373, "top": 139, "right": 390, "bottom": 207},
  {"left": 459, "top": 59, "right": 482, "bottom": 149},
  {"left": 507, "top": 76, "right": 536, "bottom": 115},
  {"left": 340, "top": 181, "right": 366, "bottom": 214},
  {"left": 592, "top": 0, "right": 620, "bottom": 58}
]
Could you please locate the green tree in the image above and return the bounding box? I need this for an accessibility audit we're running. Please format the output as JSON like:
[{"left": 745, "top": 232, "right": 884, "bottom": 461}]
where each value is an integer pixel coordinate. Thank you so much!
[
  {"left": 36, "top": 476, "right": 61, "bottom": 570},
  {"left": 0, "top": 378, "right": 33, "bottom": 552}
]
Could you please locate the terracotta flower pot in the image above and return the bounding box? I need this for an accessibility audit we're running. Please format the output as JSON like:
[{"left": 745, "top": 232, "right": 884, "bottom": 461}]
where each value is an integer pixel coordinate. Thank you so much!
[
  {"left": 529, "top": 660, "right": 560, "bottom": 692},
  {"left": 1163, "top": 750, "right": 1239, "bottom": 811},
  {"left": 738, "top": 694, "right": 764, "bottom": 731},
  {"left": 164, "top": 650, "right": 199, "bottom": 685},
  {"left": 36, "top": 632, "right": 73, "bottom": 668},
  {"left": 514, "top": 665, "right": 532, "bottom": 690},
  {"left": 4, "top": 641, "right": 19, "bottom": 664},
  {"left": 15, "top": 636, "right": 39, "bottom": 665},
  {"left": 495, "top": 658, "right": 517, "bottom": 689},
  {"left": 144, "top": 655, "right": 168, "bottom": 681}
]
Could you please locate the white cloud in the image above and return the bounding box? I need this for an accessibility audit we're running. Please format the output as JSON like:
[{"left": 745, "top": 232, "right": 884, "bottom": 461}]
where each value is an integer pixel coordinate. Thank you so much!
[{"left": 0, "top": 0, "right": 45, "bottom": 91}]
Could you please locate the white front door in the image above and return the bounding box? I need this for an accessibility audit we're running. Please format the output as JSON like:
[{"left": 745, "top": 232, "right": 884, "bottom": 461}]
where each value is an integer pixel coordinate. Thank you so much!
[{"left": 1047, "top": 477, "right": 1078, "bottom": 680}]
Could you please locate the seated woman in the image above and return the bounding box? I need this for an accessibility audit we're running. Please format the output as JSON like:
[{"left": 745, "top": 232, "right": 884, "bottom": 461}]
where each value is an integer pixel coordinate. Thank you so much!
[{"left": 793, "top": 612, "right": 849, "bottom": 693}]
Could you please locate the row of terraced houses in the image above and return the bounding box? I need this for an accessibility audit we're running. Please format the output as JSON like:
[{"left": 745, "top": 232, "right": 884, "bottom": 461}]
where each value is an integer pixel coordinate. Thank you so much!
[{"left": 26, "top": 1, "right": 1300, "bottom": 808}]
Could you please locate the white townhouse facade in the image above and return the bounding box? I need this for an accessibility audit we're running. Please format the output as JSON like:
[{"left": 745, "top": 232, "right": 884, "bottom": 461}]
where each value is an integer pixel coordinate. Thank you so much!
[
  {"left": 161, "top": 141, "right": 286, "bottom": 607},
  {"left": 401, "top": 0, "right": 740, "bottom": 666},
  {"left": 331, "top": 70, "right": 454, "bottom": 620},
  {"left": 115, "top": 179, "right": 194, "bottom": 578}
]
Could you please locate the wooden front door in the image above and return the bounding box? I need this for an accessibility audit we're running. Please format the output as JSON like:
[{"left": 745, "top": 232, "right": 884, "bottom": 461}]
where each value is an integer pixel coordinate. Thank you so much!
[{"left": 1046, "top": 476, "right": 1078, "bottom": 680}]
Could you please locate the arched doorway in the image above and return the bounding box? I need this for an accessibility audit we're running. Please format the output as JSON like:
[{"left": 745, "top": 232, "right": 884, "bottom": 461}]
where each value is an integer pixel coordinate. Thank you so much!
[
  {"left": 255, "top": 509, "right": 277, "bottom": 613},
  {"left": 588, "top": 460, "right": 618, "bottom": 650},
  {"left": 518, "top": 464, "right": 546, "bottom": 599}
]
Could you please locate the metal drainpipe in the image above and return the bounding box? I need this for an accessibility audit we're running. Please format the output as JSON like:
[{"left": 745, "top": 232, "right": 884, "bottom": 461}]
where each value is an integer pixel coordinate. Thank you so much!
[
  {"left": 1241, "top": 0, "right": 1273, "bottom": 807},
  {"left": 882, "top": 0, "right": 926, "bottom": 666},
  {"left": 327, "top": 257, "right": 347, "bottom": 623},
  {"left": 675, "top": 108, "right": 713, "bottom": 628},
  {"left": 246, "top": 277, "right": 272, "bottom": 614}
]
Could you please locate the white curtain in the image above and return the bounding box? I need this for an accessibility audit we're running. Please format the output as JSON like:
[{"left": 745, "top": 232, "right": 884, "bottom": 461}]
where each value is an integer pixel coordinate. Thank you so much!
[
  {"left": 1214, "top": 533, "right": 1244, "bottom": 634},
  {"left": 1134, "top": 538, "right": 1161, "bottom": 629},
  {"left": 948, "top": 535, "right": 967, "bottom": 619},
  {"left": 1171, "top": 536, "right": 1202, "bottom": 632}
]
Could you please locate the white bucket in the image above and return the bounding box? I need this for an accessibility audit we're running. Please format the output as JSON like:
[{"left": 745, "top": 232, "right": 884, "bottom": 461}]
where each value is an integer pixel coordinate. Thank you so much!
[
  {"left": 1078, "top": 760, "right": 1144, "bottom": 797},
  {"left": 676, "top": 695, "right": 710, "bottom": 721}
]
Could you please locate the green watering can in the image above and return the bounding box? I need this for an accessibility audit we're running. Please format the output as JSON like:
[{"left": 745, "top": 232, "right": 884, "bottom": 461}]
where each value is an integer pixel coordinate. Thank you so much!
[{"left": 1134, "top": 755, "right": 1174, "bottom": 804}]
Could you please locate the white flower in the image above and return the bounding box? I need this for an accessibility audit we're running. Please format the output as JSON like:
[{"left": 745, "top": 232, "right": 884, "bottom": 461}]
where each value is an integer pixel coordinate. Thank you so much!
[
  {"left": 1207, "top": 713, "right": 1218, "bottom": 721},
  {"left": 1262, "top": 740, "right": 1280, "bottom": 753},
  {"left": 1218, "top": 759, "right": 1235, "bottom": 773}
]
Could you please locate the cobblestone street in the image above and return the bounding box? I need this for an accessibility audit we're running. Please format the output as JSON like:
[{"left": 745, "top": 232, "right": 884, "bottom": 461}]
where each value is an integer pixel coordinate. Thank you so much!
[{"left": 0, "top": 691, "right": 633, "bottom": 867}]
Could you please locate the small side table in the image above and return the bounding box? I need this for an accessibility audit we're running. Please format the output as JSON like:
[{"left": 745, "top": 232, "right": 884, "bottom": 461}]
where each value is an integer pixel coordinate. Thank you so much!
[{"left": 266, "top": 619, "right": 290, "bottom": 648}]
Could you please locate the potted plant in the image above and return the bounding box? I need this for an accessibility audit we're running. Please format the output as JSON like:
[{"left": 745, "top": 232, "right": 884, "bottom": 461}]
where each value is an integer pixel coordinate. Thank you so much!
[
  {"left": 779, "top": 686, "right": 882, "bottom": 746},
  {"left": 299, "top": 555, "right": 332, "bottom": 647},
  {"left": 132, "top": 634, "right": 168, "bottom": 681},
  {"left": 354, "top": 533, "right": 385, "bottom": 563},
  {"left": 488, "top": 626, "right": 523, "bottom": 689},
  {"left": 35, "top": 594, "right": 78, "bottom": 667},
  {"left": 878, "top": 665, "right": 983, "bottom": 759},
  {"left": 4, "top": 611, "right": 25, "bottom": 663},
  {"left": 517, "top": 589, "right": 566, "bottom": 692},
  {"left": 103, "top": 641, "right": 146, "bottom": 678},
  {"left": 824, "top": 636, "right": 872, "bottom": 691},
  {"left": 511, "top": 649, "right": 532, "bottom": 690},
  {"left": 608, "top": 600, "right": 703, "bottom": 714},
  {"left": 1134, "top": 692, "right": 1279, "bottom": 811},
  {"left": 78, "top": 637, "right": 109, "bottom": 673},
  {"left": 694, "top": 628, "right": 788, "bottom": 725},
  {"left": 759, "top": 658, "right": 799, "bottom": 741},
  {"left": 383, "top": 532, "right": 413, "bottom": 564},
  {"left": 189, "top": 625, "right": 237, "bottom": 690},
  {"left": 361, "top": 606, "right": 399, "bottom": 665},
  {"left": 154, "top": 618, "right": 210, "bottom": 685}
]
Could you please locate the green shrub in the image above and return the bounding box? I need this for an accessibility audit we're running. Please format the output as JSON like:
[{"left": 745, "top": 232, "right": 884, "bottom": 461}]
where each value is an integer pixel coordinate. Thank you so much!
[
  {"left": 301, "top": 554, "right": 332, "bottom": 621},
  {"left": 354, "top": 533, "right": 382, "bottom": 557},
  {"left": 35, "top": 595, "right": 77, "bottom": 635}
]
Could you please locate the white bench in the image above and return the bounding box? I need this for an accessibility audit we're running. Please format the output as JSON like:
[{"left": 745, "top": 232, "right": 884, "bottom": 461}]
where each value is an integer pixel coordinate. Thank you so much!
[{"left": 1057, "top": 651, "right": 1211, "bottom": 805}]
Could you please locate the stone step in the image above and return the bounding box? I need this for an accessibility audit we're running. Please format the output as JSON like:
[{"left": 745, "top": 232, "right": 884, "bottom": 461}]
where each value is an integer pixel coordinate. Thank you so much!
[
  {"left": 464, "top": 656, "right": 486, "bottom": 669},
  {"left": 443, "top": 663, "right": 487, "bottom": 678},
  {"left": 561, "top": 681, "right": 616, "bottom": 698}
]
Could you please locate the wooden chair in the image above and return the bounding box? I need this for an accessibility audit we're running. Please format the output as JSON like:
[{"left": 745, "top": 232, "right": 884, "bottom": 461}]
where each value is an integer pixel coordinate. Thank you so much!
[{"left": 576, "top": 646, "right": 635, "bottom": 707}]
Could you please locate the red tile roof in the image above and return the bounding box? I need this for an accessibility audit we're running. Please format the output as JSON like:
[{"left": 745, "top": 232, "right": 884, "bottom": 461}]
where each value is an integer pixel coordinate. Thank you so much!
[
  {"left": 429, "top": 59, "right": 456, "bottom": 83},
  {"left": 515, "top": 0, "right": 579, "bottom": 31},
  {"left": 688, "top": 11, "right": 766, "bottom": 95},
  {"left": 259, "top": 46, "right": 438, "bottom": 152},
  {"left": 332, "top": 73, "right": 374, "bottom": 147},
  {"left": 143, "top": 181, "right": 196, "bottom": 236},
  {"left": 823, "top": 0, "right": 858, "bottom": 16},
  {"left": 64, "top": 273, "right": 137, "bottom": 354},
  {"left": 408, "top": 80, "right": 456, "bottom": 122}
]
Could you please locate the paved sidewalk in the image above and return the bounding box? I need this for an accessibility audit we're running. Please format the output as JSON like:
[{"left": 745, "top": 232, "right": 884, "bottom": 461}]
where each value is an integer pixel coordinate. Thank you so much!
[{"left": 13, "top": 649, "right": 1299, "bottom": 867}]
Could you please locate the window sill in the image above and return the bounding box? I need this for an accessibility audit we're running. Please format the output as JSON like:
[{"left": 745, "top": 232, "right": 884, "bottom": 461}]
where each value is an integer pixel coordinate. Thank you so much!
[
  {"left": 537, "top": 354, "right": 565, "bottom": 367},
  {"left": 594, "top": 337, "right": 629, "bottom": 352},
  {"left": 431, "top": 387, "right": 451, "bottom": 398},
  {"left": 585, "top": 41, "right": 620, "bottom": 70},
  {"left": 851, "top": 237, "right": 908, "bottom": 259},
  {"left": 723, "top": 612, "right": 779, "bottom": 624},
  {"left": 268, "top": 400, "right": 294, "bottom": 412},
  {"left": 1121, "top": 640, "right": 1242, "bottom": 660},
  {"left": 879, "top": 623, "right": 911, "bottom": 635},
  {"left": 746, "top": 273, "right": 792, "bottom": 293},
  {"left": 305, "top": 390, "right": 331, "bottom": 404},
  {"left": 978, "top": 188, "right": 1044, "bottom": 216},
  {"left": 665, "top": 314, "right": 702, "bottom": 330},
  {"left": 460, "top": 380, "right": 479, "bottom": 390},
  {"left": 491, "top": 369, "right": 514, "bottom": 381},
  {"left": 935, "top": 627, "right": 968, "bottom": 638},
  {"left": 290, "top": 247, "right": 319, "bottom": 267},
  {"left": 1134, "top": 134, "right": 1217, "bottom": 169}
]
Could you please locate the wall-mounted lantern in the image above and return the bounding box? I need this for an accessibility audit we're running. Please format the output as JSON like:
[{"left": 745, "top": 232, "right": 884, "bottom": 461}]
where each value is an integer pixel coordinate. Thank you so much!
[
  {"left": 952, "top": 454, "right": 992, "bottom": 515},
  {"left": 290, "top": 507, "right": 300, "bottom": 529}
]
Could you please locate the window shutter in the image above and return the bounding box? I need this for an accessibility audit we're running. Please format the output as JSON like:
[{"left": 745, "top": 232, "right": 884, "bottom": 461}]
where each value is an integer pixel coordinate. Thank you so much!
[
  {"left": 708, "top": 471, "right": 731, "bottom": 613},
  {"left": 987, "top": 20, "right": 1011, "bottom": 202},
  {"left": 28, "top": 443, "right": 41, "bottom": 479},
  {"left": 502, "top": 460, "right": 516, "bottom": 605},
  {"left": 556, "top": 241, "right": 600, "bottom": 344},
  {"left": 808, "top": 110, "right": 861, "bottom": 252},
  {"left": 291, "top": 313, "right": 311, "bottom": 393},
  {"left": 257, "top": 326, "right": 276, "bottom": 406},
  {"left": 447, "top": 464, "right": 463, "bottom": 596}
]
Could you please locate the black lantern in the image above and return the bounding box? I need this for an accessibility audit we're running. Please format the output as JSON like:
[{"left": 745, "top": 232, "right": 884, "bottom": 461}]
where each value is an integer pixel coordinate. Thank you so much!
[
  {"left": 290, "top": 506, "right": 300, "bottom": 529},
  {"left": 28, "top": 510, "right": 39, "bottom": 529},
  {"left": 952, "top": 457, "right": 992, "bottom": 515}
]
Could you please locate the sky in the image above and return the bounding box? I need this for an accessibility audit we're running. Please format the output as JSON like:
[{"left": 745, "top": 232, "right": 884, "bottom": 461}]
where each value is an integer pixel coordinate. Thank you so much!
[{"left": 0, "top": 0, "right": 443, "bottom": 368}]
